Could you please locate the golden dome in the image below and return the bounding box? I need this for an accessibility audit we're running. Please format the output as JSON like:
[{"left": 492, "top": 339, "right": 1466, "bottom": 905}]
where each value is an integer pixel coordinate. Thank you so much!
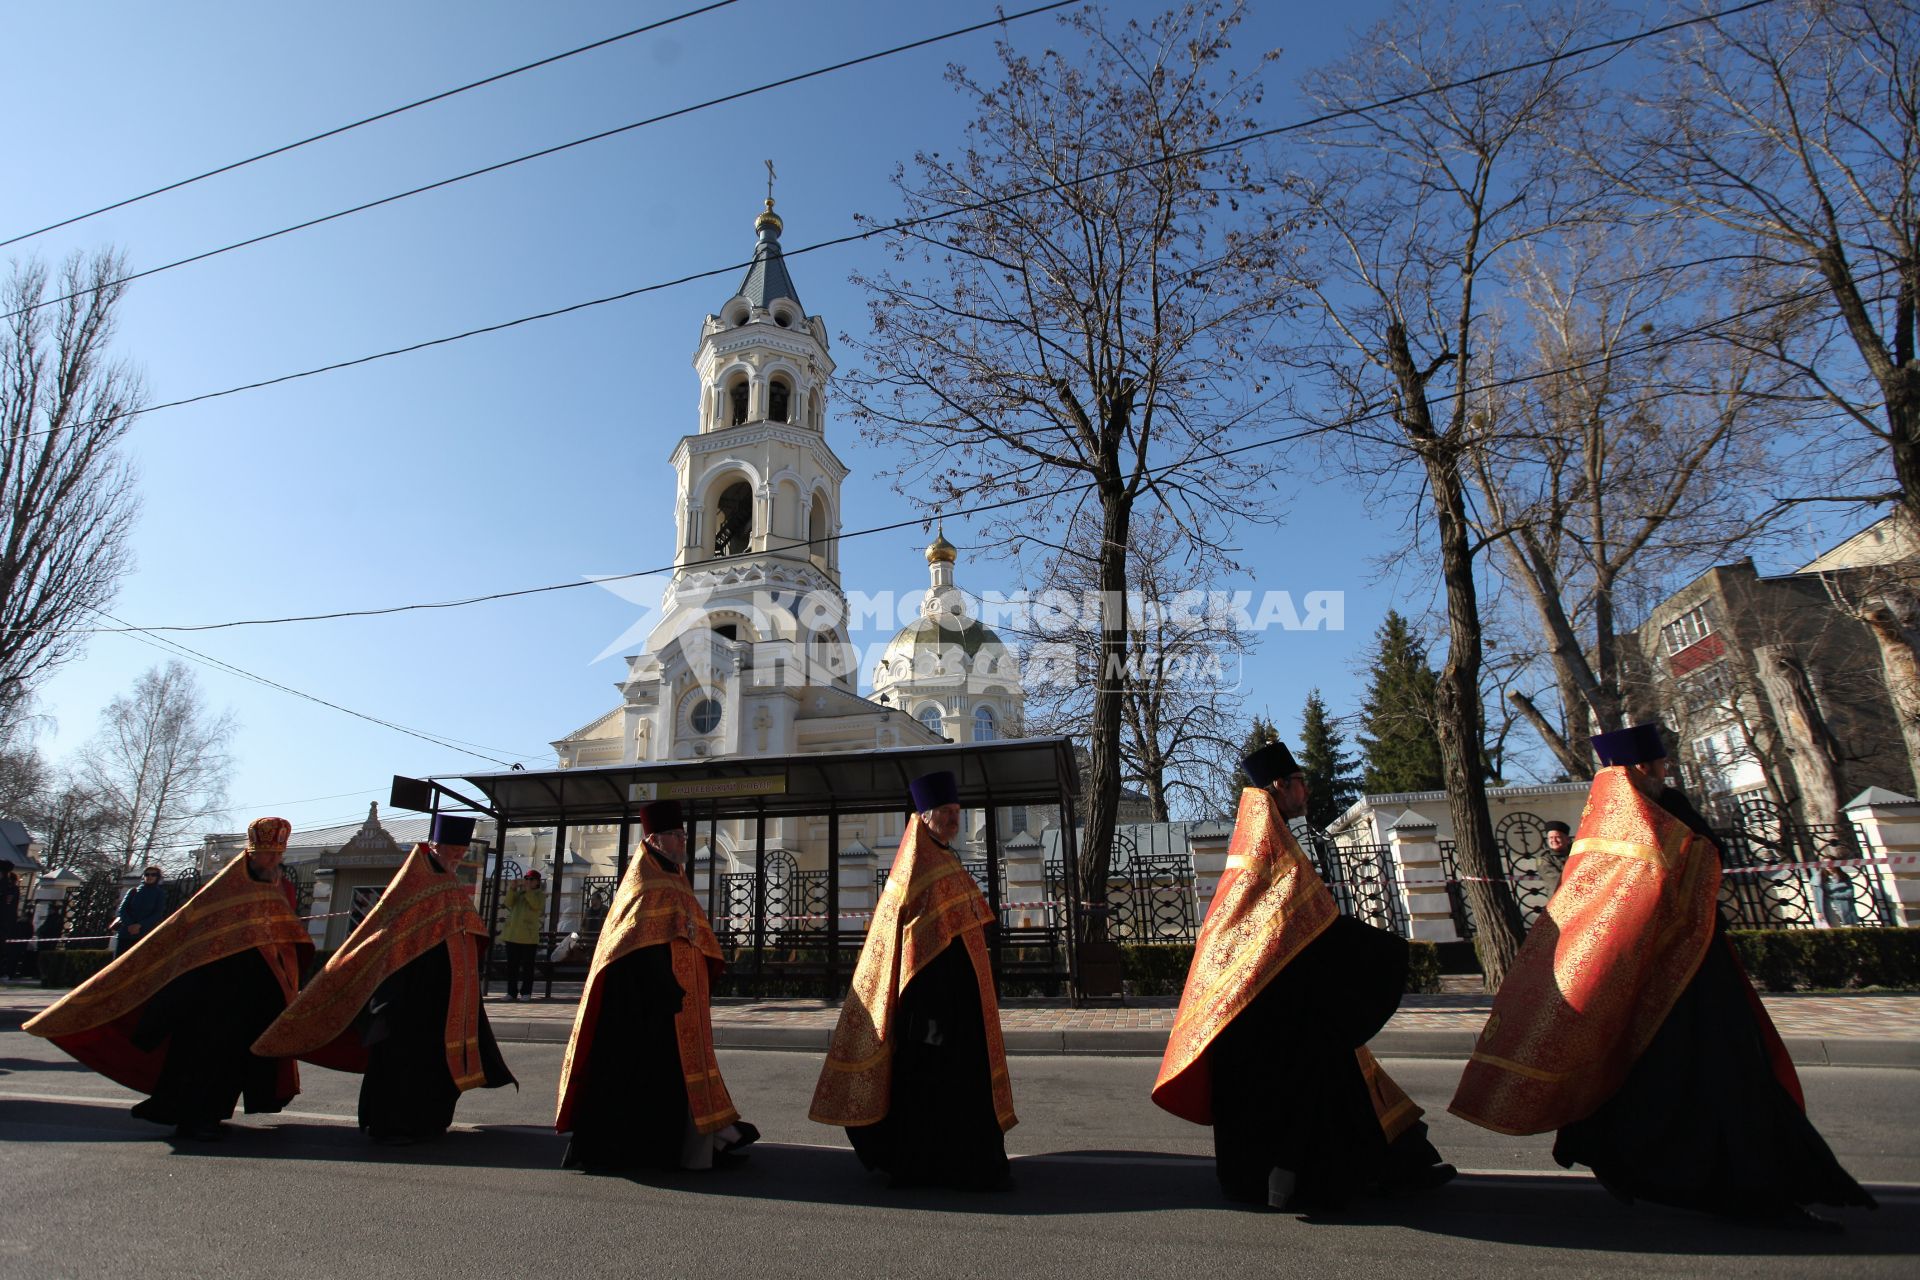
[
  {"left": 926, "top": 531, "right": 957, "bottom": 564},
  {"left": 754, "top": 198, "right": 783, "bottom": 238}
]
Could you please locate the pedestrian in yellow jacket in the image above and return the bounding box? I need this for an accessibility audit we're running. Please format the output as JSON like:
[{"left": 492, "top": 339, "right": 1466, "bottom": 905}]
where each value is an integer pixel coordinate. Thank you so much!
[{"left": 501, "top": 870, "right": 546, "bottom": 1001}]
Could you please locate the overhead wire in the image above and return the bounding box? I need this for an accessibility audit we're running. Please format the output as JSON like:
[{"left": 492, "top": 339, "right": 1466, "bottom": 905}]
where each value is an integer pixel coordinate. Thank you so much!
[
  {"left": 7, "top": 0, "right": 1779, "bottom": 425},
  {"left": 0, "top": 0, "right": 747, "bottom": 248},
  {"left": 92, "top": 606, "right": 543, "bottom": 765},
  {"left": 5, "top": 0, "right": 1084, "bottom": 322},
  {"left": 75, "top": 261, "right": 1886, "bottom": 637}
]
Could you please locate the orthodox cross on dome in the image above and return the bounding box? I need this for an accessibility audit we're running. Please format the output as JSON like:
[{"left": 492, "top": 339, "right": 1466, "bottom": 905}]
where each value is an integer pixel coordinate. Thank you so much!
[{"left": 765, "top": 158, "right": 776, "bottom": 204}]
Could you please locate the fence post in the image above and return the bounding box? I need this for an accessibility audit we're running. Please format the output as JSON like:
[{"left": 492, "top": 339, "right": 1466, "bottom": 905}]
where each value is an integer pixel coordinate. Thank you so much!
[
  {"left": 1386, "top": 813, "right": 1460, "bottom": 942},
  {"left": 834, "top": 839, "right": 874, "bottom": 921},
  {"left": 1187, "top": 822, "right": 1233, "bottom": 919},
  {"left": 1842, "top": 788, "right": 1920, "bottom": 927}
]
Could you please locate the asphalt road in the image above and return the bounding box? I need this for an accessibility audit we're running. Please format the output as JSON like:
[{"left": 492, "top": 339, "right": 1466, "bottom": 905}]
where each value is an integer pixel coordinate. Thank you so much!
[{"left": 2, "top": 1030, "right": 1914, "bottom": 1279}]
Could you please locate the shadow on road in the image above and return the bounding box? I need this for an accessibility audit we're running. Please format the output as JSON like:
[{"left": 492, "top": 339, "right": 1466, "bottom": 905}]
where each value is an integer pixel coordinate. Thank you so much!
[
  {"left": 2, "top": 1097, "right": 1910, "bottom": 1256},
  {"left": 1316, "top": 1174, "right": 1910, "bottom": 1258}
]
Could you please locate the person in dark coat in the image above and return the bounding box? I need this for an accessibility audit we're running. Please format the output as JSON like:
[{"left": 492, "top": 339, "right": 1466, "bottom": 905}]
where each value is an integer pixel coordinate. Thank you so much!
[
  {"left": 811, "top": 770, "right": 1017, "bottom": 1190},
  {"left": 112, "top": 865, "right": 168, "bottom": 953},
  {"left": 0, "top": 860, "right": 23, "bottom": 980},
  {"left": 1453, "top": 723, "right": 1876, "bottom": 1232},
  {"left": 1153, "top": 742, "right": 1454, "bottom": 1211}
]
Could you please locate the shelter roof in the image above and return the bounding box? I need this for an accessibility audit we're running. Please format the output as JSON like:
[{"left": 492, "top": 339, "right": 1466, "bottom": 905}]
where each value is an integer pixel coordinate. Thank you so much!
[{"left": 439, "top": 737, "right": 1080, "bottom": 825}]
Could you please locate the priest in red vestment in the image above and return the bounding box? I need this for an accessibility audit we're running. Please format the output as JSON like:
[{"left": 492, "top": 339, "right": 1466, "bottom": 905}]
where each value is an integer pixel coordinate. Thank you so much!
[
  {"left": 253, "top": 814, "right": 514, "bottom": 1143},
  {"left": 811, "top": 769, "right": 1016, "bottom": 1189},
  {"left": 1153, "top": 742, "right": 1453, "bottom": 1210},
  {"left": 556, "top": 799, "right": 756, "bottom": 1173},
  {"left": 26, "top": 816, "right": 312, "bottom": 1141},
  {"left": 1451, "top": 723, "right": 1874, "bottom": 1230}
]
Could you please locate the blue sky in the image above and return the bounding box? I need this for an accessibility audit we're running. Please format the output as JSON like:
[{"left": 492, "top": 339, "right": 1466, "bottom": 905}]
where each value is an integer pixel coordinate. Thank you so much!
[{"left": 5, "top": 1, "right": 1862, "bottom": 845}]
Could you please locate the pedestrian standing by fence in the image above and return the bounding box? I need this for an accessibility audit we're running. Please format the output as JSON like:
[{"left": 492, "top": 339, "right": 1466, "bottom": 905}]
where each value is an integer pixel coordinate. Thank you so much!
[
  {"left": 0, "top": 860, "right": 22, "bottom": 980},
  {"left": 112, "top": 866, "right": 167, "bottom": 953},
  {"left": 501, "top": 869, "right": 545, "bottom": 1001}
]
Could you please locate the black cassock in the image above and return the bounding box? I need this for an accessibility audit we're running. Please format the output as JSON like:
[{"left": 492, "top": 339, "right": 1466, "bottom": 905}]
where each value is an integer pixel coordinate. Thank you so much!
[
  {"left": 357, "top": 943, "right": 514, "bottom": 1141},
  {"left": 563, "top": 942, "right": 690, "bottom": 1172},
  {"left": 129, "top": 949, "right": 288, "bottom": 1127},
  {"left": 1552, "top": 789, "right": 1875, "bottom": 1216},
  {"left": 847, "top": 940, "right": 1008, "bottom": 1190},
  {"left": 1209, "top": 915, "right": 1447, "bottom": 1209}
]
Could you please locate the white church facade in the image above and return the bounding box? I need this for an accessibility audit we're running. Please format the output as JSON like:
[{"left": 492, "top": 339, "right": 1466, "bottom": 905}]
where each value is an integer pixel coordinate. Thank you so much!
[{"left": 525, "top": 200, "right": 1026, "bottom": 902}]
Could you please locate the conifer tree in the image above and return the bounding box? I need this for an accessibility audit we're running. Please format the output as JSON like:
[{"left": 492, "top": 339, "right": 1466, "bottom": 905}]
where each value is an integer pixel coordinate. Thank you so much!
[
  {"left": 1356, "top": 611, "right": 1445, "bottom": 793},
  {"left": 1299, "top": 689, "right": 1359, "bottom": 830}
]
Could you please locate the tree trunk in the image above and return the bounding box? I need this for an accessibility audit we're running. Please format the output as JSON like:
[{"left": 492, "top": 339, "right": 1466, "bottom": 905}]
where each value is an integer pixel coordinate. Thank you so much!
[
  {"left": 1855, "top": 592, "right": 1920, "bottom": 800},
  {"left": 1427, "top": 449, "right": 1527, "bottom": 989},
  {"left": 1077, "top": 495, "right": 1132, "bottom": 944},
  {"left": 1386, "top": 320, "right": 1526, "bottom": 989},
  {"left": 1753, "top": 644, "right": 1849, "bottom": 827}
]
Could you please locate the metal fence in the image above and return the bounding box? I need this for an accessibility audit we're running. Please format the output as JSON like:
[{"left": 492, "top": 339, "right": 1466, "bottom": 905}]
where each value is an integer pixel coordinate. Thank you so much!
[{"left": 1440, "top": 800, "right": 1901, "bottom": 939}]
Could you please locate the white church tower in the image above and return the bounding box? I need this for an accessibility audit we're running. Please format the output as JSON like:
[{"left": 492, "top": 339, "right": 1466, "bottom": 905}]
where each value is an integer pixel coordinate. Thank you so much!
[{"left": 554, "top": 198, "right": 910, "bottom": 784}]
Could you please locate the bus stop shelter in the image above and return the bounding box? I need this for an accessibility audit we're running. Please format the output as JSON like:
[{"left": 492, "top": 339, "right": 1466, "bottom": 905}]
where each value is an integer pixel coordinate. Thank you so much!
[{"left": 397, "top": 737, "right": 1083, "bottom": 997}]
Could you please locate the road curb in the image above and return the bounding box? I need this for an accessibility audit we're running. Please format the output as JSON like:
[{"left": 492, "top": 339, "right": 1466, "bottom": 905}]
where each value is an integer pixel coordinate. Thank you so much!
[{"left": 9, "top": 1001, "right": 1919, "bottom": 1068}]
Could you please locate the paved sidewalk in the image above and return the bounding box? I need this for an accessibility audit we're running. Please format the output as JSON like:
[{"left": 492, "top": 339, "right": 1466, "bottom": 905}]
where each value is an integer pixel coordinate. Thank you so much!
[{"left": 7, "top": 981, "right": 1914, "bottom": 1066}]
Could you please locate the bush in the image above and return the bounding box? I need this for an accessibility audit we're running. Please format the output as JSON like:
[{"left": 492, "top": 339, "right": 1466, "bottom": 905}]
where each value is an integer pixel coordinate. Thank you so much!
[
  {"left": 1729, "top": 927, "right": 1920, "bottom": 992},
  {"left": 1118, "top": 939, "right": 1443, "bottom": 997},
  {"left": 36, "top": 948, "right": 114, "bottom": 989}
]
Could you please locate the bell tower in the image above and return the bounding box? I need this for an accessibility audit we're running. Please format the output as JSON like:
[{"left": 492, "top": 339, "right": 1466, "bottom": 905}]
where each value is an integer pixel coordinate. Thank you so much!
[{"left": 605, "top": 190, "right": 855, "bottom": 770}]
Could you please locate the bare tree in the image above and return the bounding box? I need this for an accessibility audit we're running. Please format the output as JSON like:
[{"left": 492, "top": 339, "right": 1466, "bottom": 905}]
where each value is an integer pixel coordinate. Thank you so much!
[
  {"left": 1, "top": 252, "right": 143, "bottom": 701},
  {"left": 1282, "top": 2, "right": 1618, "bottom": 985},
  {"left": 31, "top": 772, "right": 123, "bottom": 876},
  {"left": 842, "top": 2, "right": 1290, "bottom": 939},
  {"left": 80, "top": 661, "right": 234, "bottom": 873},
  {"left": 1471, "top": 231, "right": 1796, "bottom": 773},
  {"left": 1020, "top": 512, "right": 1250, "bottom": 821},
  {"left": 1612, "top": 0, "right": 1920, "bottom": 520}
]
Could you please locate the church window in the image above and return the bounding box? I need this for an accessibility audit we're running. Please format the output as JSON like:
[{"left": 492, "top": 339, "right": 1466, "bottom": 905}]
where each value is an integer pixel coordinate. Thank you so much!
[
  {"left": 729, "top": 378, "right": 750, "bottom": 426},
  {"left": 770, "top": 378, "right": 791, "bottom": 423},
  {"left": 808, "top": 492, "right": 832, "bottom": 569},
  {"left": 1010, "top": 806, "right": 1029, "bottom": 835},
  {"left": 774, "top": 308, "right": 793, "bottom": 328},
  {"left": 713, "top": 481, "right": 752, "bottom": 555},
  {"left": 691, "top": 698, "right": 723, "bottom": 734},
  {"left": 973, "top": 704, "right": 997, "bottom": 742},
  {"left": 917, "top": 704, "right": 945, "bottom": 736},
  {"left": 714, "top": 624, "right": 738, "bottom": 642}
]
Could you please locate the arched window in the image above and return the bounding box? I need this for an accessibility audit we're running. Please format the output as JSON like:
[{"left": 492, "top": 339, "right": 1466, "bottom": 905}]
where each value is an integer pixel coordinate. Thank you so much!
[
  {"left": 728, "top": 378, "right": 750, "bottom": 427},
  {"left": 769, "top": 378, "right": 791, "bottom": 424},
  {"left": 808, "top": 388, "right": 823, "bottom": 429},
  {"left": 808, "top": 492, "right": 831, "bottom": 568},
  {"left": 712, "top": 480, "right": 752, "bottom": 555},
  {"left": 973, "top": 705, "right": 997, "bottom": 742},
  {"left": 917, "top": 704, "right": 945, "bottom": 736}
]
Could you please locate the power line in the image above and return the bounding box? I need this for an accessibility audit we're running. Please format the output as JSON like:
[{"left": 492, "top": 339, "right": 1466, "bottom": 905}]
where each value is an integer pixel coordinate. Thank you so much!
[
  {"left": 17, "top": 0, "right": 1784, "bottom": 445},
  {"left": 0, "top": 1, "right": 745, "bottom": 249},
  {"left": 94, "top": 607, "right": 543, "bottom": 765},
  {"left": 77, "top": 264, "right": 1870, "bottom": 637},
  {"left": 6, "top": 0, "right": 1083, "bottom": 322}
]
